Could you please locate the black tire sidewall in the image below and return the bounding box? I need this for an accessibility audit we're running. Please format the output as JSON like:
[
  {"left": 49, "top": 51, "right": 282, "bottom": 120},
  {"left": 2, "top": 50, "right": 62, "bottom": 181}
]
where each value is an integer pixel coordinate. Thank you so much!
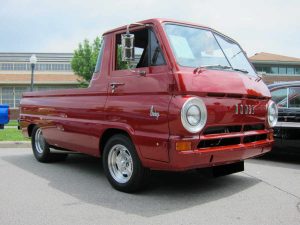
[
  {"left": 102, "top": 134, "right": 146, "bottom": 192},
  {"left": 31, "top": 126, "right": 50, "bottom": 162}
]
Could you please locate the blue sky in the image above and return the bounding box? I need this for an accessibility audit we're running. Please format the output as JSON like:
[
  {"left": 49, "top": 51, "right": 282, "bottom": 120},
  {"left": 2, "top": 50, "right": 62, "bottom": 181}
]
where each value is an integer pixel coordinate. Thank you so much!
[{"left": 1, "top": 0, "right": 299, "bottom": 58}]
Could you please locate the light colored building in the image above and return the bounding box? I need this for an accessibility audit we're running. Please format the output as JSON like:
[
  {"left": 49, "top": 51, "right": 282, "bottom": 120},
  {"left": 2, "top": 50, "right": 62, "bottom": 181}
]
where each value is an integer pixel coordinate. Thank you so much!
[
  {"left": 0, "top": 52, "right": 79, "bottom": 119},
  {"left": 249, "top": 52, "right": 300, "bottom": 84}
]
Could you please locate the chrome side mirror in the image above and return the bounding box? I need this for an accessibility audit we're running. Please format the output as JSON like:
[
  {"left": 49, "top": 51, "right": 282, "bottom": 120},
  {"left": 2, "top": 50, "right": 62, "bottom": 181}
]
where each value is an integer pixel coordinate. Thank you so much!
[{"left": 121, "top": 33, "right": 135, "bottom": 62}]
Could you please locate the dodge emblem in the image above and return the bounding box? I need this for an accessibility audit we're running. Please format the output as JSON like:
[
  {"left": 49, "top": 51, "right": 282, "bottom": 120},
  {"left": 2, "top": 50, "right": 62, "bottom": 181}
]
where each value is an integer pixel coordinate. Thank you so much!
[
  {"left": 150, "top": 106, "right": 160, "bottom": 120},
  {"left": 235, "top": 104, "right": 255, "bottom": 115}
]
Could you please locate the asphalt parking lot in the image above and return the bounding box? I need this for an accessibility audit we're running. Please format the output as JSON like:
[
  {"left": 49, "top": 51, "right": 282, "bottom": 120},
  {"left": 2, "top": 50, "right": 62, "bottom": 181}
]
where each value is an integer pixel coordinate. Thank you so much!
[{"left": 0, "top": 148, "right": 299, "bottom": 225}]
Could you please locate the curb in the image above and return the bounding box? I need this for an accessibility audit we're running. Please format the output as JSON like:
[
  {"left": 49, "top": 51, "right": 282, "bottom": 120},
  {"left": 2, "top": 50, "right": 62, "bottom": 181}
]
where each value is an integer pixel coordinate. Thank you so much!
[
  {"left": 0, "top": 141, "right": 31, "bottom": 148},
  {"left": 4, "top": 126, "right": 18, "bottom": 129}
]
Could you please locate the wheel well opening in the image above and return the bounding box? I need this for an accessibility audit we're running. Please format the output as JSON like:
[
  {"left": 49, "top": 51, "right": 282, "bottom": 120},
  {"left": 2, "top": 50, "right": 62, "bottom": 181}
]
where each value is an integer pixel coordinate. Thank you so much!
[
  {"left": 28, "top": 124, "right": 36, "bottom": 137},
  {"left": 100, "top": 129, "right": 130, "bottom": 156}
]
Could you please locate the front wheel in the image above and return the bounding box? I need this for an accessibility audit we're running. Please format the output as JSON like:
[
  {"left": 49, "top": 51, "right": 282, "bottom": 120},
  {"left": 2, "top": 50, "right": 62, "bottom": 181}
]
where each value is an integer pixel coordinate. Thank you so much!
[{"left": 102, "top": 134, "right": 149, "bottom": 192}]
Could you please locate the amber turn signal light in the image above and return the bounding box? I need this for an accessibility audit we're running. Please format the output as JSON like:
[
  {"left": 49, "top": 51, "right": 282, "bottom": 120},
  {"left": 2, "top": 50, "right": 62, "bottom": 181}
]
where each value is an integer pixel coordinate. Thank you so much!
[
  {"left": 176, "top": 141, "right": 192, "bottom": 151},
  {"left": 267, "top": 132, "right": 274, "bottom": 140}
]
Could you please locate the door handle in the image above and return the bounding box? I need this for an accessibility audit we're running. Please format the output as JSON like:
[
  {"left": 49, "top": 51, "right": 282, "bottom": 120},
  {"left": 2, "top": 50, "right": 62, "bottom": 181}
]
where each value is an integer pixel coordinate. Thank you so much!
[{"left": 110, "top": 82, "right": 125, "bottom": 93}]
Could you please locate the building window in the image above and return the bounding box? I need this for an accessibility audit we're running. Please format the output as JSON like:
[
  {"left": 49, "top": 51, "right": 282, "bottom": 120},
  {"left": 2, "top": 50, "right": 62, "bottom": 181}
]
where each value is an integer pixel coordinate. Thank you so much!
[
  {"left": 36, "top": 64, "right": 51, "bottom": 71},
  {"left": 0, "top": 85, "right": 75, "bottom": 108},
  {"left": 255, "top": 66, "right": 262, "bottom": 72},
  {"left": 1, "top": 63, "right": 14, "bottom": 70},
  {"left": 254, "top": 64, "right": 300, "bottom": 75},
  {"left": 1, "top": 87, "right": 15, "bottom": 108},
  {"left": 287, "top": 67, "right": 294, "bottom": 75},
  {"left": 270, "top": 66, "right": 279, "bottom": 74},
  {"left": 52, "top": 64, "right": 67, "bottom": 71},
  {"left": 279, "top": 66, "right": 286, "bottom": 74},
  {"left": 13, "top": 63, "right": 27, "bottom": 71},
  {"left": 262, "top": 66, "right": 271, "bottom": 73},
  {"left": 65, "top": 64, "right": 71, "bottom": 71},
  {"left": 52, "top": 64, "right": 59, "bottom": 71},
  {"left": 0, "top": 62, "right": 72, "bottom": 71}
]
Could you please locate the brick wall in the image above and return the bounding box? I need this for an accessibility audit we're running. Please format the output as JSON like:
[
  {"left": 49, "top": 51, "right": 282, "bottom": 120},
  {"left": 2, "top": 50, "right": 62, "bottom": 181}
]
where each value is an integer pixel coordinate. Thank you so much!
[{"left": 262, "top": 74, "right": 300, "bottom": 84}]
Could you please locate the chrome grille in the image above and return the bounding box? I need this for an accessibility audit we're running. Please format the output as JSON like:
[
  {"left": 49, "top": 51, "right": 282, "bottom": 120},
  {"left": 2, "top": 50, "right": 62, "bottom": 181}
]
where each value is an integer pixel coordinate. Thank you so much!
[{"left": 198, "top": 123, "right": 268, "bottom": 149}]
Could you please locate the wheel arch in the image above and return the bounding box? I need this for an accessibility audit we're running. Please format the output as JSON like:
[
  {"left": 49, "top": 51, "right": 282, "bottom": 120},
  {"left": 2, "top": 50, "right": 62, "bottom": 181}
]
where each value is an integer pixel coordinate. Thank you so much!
[
  {"left": 27, "top": 124, "right": 37, "bottom": 137},
  {"left": 99, "top": 128, "right": 137, "bottom": 157}
]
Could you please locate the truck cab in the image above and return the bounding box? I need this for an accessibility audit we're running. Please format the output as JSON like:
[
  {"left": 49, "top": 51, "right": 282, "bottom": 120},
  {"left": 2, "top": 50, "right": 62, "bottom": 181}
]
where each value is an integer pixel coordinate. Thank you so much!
[{"left": 20, "top": 19, "right": 277, "bottom": 192}]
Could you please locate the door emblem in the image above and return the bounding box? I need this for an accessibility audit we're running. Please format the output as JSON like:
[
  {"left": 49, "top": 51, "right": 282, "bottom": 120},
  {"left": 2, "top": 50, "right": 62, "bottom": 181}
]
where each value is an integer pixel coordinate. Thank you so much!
[
  {"left": 150, "top": 106, "right": 160, "bottom": 120},
  {"left": 235, "top": 104, "right": 255, "bottom": 115}
]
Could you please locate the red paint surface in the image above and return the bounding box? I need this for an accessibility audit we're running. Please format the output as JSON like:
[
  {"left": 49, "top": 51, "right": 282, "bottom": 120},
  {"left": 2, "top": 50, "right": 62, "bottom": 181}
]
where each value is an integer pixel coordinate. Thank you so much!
[{"left": 20, "top": 19, "right": 273, "bottom": 171}]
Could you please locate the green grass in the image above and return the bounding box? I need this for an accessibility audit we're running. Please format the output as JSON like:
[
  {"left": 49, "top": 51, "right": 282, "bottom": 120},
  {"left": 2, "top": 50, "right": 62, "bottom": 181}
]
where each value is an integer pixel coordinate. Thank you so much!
[
  {"left": 6, "top": 120, "right": 18, "bottom": 127},
  {"left": 0, "top": 128, "right": 29, "bottom": 141}
]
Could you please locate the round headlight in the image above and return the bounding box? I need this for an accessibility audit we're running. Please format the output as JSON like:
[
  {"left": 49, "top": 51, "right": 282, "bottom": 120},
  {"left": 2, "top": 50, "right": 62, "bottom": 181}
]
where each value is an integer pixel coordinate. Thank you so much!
[
  {"left": 181, "top": 97, "right": 207, "bottom": 133},
  {"left": 186, "top": 105, "right": 201, "bottom": 126},
  {"left": 267, "top": 100, "right": 278, "bottom": 128}
]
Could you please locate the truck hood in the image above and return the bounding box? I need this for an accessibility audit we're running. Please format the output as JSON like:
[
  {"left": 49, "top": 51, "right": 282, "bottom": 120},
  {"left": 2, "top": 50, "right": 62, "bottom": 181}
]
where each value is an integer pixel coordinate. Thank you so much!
[
  {"left": 173, "top": 69, "right": 270, "bottom": 127},
  {"left": 174, "top": 69, "right": 271, "bottom": 99}
]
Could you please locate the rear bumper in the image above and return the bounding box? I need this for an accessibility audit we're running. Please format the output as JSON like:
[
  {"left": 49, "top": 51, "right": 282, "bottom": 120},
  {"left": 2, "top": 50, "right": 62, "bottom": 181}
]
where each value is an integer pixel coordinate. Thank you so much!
[{"left": 166, "top": 140, "right": 273, "bottom": 171}]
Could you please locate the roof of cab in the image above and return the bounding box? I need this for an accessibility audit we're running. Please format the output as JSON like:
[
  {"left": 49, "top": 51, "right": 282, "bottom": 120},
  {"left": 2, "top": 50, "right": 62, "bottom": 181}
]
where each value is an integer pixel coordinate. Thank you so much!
[
  {"left": 102, "top": 18, "right": 240, "bottom": 46},
  {"left": 102, "top": 18, "right": 210, "bottom": 35}
]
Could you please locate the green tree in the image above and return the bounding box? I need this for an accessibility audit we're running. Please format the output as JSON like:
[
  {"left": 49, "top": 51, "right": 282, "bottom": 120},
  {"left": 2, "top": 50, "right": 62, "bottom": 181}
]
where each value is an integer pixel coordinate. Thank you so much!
[
  {"left": 72, "top": 37, "right": 129, "bottom": 87},
  {"left": 71, "top": 37, "right": 101, "bottom": 87},
  {"left": 117, "top": 45, "right": 129, "bottom": 70}
]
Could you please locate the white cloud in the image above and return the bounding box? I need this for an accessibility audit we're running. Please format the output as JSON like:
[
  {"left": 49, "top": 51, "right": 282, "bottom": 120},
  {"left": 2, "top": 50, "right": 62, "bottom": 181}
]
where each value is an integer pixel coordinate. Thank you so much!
[{"left": 1, "top": 0, "right": 300, "bottom": 57}]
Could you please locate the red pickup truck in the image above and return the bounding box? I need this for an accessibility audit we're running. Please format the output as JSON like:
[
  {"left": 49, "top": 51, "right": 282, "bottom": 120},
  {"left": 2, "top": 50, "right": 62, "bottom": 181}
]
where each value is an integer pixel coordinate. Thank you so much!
[{"left": 20, "top": 18, "right": 278, "bottom": 192}]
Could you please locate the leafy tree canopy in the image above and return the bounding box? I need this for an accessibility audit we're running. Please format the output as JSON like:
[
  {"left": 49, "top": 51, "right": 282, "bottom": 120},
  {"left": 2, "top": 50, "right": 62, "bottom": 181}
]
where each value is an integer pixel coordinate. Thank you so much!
[
  {"left": 71, "top": 37, "right": 101, "bottom": 87},
  {"left": 71, "top": 36, "right": 129, "bottom": 87}
]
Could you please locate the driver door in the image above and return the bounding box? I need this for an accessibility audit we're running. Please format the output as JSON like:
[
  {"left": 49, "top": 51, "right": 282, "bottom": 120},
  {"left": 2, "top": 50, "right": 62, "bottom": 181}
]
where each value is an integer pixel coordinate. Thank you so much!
[{"left": 105, "top": 27, "right": 172, "bottom": 162}]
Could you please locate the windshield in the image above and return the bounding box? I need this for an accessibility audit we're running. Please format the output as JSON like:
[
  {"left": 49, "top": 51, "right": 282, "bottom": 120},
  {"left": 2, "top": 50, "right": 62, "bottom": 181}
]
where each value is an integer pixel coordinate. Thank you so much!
[{"left": 164, "top": 24, "right": 256, "bottom": 75}]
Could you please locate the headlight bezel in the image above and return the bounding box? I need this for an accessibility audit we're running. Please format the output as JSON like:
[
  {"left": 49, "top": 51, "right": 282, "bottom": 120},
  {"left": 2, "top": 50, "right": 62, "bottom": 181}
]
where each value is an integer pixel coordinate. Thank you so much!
[
  {"left": 267, "top": 100, "right": 278, "bottom": 128},
  {"left": 181, "top": 97, "right": 207, "bottom": 133}
]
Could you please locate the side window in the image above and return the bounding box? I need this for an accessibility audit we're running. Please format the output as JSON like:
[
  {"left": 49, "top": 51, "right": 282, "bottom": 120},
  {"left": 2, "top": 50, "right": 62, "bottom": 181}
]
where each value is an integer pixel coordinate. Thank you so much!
[
  {"left": 115, "top": 28, "right": 166, "bottom": 70},
  {"left": 271, "top": 88, "right": 287, "bottom": 108},
  {"left": 149, "top": 30, "right": 166, "bottom": 66},
  {"left": 115, "top": 29, "right": 148, "bottom": 70},
  {"left": 288, "top": 87, "right": 300, "bottom": 108},
  {"left": 94, "top": 38, "right": 106, "bottom": 73}
]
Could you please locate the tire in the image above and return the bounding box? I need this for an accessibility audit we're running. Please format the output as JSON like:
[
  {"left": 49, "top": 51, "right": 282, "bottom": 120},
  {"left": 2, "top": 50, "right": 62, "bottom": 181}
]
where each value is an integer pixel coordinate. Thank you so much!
[
  {"left": 31, "top": 126, "right": 68, "bottom": 163},
  {"left": 102, "top": 134, "right": 149, "bottom": 193}
]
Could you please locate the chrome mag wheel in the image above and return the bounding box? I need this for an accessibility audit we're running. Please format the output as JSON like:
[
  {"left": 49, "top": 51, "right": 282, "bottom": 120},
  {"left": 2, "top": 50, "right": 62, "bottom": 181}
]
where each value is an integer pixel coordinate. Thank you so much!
[
  {"left": 108, "top": 144, "right": 133, "bottom": 184},
  {"left": 32, "top": 126, "right": 68, "bottom": 163},
  {"left": 35, "top": 128, "right": 46, "bottom": 154}
]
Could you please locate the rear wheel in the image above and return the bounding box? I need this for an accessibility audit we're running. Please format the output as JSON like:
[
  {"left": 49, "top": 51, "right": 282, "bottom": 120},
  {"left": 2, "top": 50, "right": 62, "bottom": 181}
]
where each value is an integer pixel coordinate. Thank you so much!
[
  {"left": 31, "top": 126, "right": 68, "bottom": 162},
  {"left": 102, "top": 134, "right": 148, "bottom": 192}
]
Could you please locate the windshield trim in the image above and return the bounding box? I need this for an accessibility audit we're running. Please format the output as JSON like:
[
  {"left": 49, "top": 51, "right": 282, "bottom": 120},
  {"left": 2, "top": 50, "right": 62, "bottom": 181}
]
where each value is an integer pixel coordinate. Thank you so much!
[
  {"left": 212, "top": 32, "right": 233, "bottom": 69},
  {"left": 162, "top": 22, "right": 257, "bottom": 76}
]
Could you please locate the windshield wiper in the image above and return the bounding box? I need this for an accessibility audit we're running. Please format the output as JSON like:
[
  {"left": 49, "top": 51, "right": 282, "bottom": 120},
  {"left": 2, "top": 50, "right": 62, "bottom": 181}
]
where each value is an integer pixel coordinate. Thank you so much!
[
  {"left": 232, "top": 68, "right": 249, "bottom": 74},
  {"left": 194, "top": 64, "right": 249, "bottom": 75},
  {"left": 194, "top": 64, "right": 232, "bottom": 73}
]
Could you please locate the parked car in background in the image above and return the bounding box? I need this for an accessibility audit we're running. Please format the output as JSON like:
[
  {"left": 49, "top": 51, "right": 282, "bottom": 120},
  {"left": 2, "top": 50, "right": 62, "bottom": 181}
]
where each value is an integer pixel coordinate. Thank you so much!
[
  {"left": 268, "top": 81, "right": 300, "bottom": 153},
  {"left": 0, "top": 104, "right": 9, "bottom": 129}
]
